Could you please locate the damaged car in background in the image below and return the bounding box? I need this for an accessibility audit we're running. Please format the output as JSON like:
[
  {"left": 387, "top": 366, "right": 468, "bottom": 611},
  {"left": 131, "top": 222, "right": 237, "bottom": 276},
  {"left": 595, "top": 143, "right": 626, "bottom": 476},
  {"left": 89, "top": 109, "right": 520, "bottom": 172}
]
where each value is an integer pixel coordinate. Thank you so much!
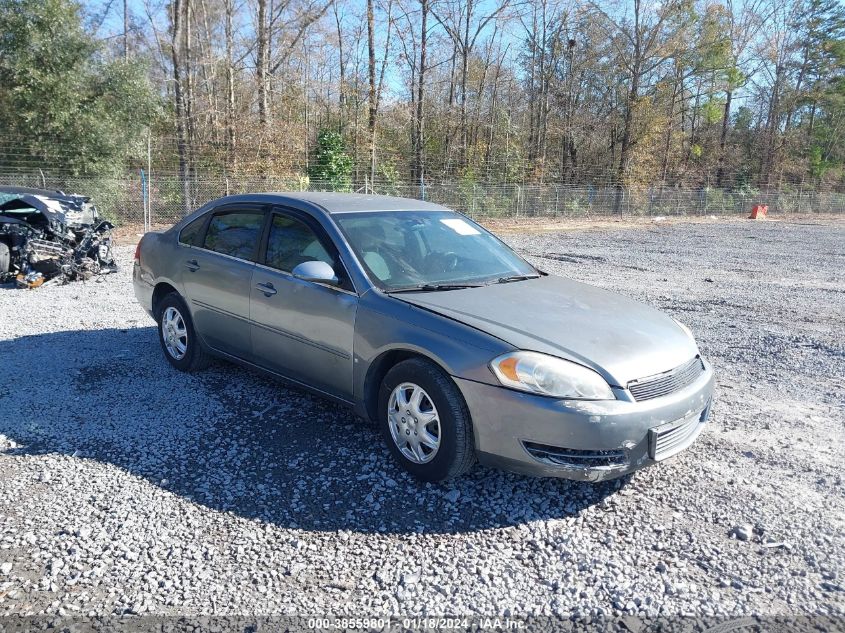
[{"left": 0, "top": 187, "right": 117, "bottom": 288}]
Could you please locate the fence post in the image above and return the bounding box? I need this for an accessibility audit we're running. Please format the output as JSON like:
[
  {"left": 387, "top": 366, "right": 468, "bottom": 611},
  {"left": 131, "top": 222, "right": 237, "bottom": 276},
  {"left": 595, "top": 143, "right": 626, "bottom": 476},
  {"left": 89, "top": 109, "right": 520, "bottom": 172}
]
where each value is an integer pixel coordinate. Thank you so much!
[
  {"left": 146, "top": 130, "right": 152, "bottom": 226},
  {"left": 140, "top": 169, "right": 148, "bottom": 232}
]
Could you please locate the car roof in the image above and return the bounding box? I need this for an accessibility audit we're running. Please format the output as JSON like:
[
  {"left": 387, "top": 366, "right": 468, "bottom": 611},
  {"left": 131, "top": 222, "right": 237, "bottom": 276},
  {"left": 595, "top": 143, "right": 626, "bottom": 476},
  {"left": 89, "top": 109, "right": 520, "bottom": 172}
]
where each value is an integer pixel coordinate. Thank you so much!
[{"left": 214, "top": 192, "right": 452, "bottom": 214}]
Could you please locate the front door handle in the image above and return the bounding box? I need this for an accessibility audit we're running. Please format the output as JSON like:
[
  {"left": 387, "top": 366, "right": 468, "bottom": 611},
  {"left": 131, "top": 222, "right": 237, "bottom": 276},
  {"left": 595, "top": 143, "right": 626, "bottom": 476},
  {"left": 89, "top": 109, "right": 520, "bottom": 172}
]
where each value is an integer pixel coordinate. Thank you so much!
[
  {"left": 185, "top": 259, "right": 200, "bottom": 272},
  {"left": 255, "top": 282, "right": 277, "bottom": 297}
]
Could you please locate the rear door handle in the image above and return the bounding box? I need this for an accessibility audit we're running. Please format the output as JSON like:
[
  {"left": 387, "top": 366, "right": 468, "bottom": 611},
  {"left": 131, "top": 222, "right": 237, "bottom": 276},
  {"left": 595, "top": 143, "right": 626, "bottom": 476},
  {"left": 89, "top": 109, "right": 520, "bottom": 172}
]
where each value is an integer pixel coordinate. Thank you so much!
[
  {"left": 185, "top": 259, "right": 200, "bottom": 272},
  {"left": 255, "top": 282, "right": 277, "bottom": 297}
]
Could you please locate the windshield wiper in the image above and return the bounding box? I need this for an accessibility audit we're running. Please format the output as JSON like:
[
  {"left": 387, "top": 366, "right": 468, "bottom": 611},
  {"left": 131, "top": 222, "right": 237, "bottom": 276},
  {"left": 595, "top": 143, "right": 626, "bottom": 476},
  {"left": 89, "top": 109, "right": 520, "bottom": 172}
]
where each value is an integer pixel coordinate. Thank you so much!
[
  {"left": 387, "top": 283, "right": 484, "bottom": 293},
  {"left": 495, "top": 274, "right": 541, "bottom": 284}
]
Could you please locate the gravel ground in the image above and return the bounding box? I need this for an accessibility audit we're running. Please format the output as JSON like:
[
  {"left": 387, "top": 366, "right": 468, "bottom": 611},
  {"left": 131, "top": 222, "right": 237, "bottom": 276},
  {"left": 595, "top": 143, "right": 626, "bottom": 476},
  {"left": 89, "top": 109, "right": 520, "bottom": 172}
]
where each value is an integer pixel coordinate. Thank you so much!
[{"left": 0, "top": 218, "right": 843, "bottom": 620}]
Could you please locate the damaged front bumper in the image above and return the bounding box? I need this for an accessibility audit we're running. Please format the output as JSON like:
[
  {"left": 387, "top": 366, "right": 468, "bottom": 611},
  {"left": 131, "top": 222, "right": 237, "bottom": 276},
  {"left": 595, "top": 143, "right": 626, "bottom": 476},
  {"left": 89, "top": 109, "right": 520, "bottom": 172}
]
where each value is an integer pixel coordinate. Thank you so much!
[{"left": 455, "top": 360, "right": 715, "bottom": 482}]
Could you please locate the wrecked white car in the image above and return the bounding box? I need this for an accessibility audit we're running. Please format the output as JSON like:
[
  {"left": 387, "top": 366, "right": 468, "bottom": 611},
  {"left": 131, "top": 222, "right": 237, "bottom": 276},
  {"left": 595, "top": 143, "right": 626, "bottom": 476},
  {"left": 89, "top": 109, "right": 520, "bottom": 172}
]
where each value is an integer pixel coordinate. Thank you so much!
[{"left": 0, "top": 187, "right": 117, "bottom": 288}]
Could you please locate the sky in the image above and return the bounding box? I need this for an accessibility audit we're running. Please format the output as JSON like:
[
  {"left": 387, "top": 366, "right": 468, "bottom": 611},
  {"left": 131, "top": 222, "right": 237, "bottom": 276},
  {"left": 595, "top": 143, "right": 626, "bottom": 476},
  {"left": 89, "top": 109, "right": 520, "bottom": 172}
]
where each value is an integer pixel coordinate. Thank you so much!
[{"left": 85, "top": 0, "right": 151, "bottom": 41}]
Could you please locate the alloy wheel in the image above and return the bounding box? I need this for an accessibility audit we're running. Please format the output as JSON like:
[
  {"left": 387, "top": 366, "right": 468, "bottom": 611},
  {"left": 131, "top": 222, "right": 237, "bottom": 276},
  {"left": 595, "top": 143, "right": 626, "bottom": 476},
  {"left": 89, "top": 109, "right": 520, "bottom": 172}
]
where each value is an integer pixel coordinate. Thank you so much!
[
  {"left": 162, "top": 306, "right": 188, "bottom": 360},
  {"left": 387, "top": 382, "right": 441, "bottom": 464}
]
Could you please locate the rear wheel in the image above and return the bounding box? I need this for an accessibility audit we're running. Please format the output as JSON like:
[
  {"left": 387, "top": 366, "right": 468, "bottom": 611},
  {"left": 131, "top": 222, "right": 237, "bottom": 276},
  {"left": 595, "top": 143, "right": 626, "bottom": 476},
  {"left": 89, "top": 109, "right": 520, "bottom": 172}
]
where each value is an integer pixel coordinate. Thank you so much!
[
  {"left": 156, "top": 292, "right": 211, "bottom": 372},
  {"left": 378, "top": 358, "right": 475, "bottom": 482}
]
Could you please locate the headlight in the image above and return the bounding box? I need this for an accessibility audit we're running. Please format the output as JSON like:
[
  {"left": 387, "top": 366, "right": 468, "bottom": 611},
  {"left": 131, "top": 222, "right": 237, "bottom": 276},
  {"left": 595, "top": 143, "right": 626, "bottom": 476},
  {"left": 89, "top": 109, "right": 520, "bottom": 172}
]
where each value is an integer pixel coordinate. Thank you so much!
[
  {"left": 672, "top": 318, "right": 697, "bottom": 343},
  {"left": 489, "top": 351, "right": 615, "bottom": 400}
]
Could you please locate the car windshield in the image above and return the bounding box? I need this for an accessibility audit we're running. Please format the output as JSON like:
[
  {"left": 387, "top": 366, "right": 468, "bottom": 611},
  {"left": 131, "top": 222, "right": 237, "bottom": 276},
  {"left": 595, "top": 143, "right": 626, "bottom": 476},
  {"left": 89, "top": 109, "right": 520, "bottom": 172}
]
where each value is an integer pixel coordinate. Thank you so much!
[{"left": 335, "top": 210, "right": 538, "bottom": 291}]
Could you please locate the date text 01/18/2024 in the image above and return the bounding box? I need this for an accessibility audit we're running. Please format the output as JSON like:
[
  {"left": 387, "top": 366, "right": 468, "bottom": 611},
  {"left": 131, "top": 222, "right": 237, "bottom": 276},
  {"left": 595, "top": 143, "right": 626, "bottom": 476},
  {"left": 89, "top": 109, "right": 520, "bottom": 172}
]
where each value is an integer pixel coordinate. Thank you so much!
[{"left": 306, "top": 617, "right": 526, "bottom": 630}]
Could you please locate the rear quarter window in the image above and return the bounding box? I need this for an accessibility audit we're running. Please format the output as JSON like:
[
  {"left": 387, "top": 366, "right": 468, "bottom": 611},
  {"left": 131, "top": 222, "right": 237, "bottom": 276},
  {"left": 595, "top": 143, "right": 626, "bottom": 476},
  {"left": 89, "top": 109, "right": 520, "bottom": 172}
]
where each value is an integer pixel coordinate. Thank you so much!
[{"left": 178, "top": 215, "right": 207, "bottom": 246}]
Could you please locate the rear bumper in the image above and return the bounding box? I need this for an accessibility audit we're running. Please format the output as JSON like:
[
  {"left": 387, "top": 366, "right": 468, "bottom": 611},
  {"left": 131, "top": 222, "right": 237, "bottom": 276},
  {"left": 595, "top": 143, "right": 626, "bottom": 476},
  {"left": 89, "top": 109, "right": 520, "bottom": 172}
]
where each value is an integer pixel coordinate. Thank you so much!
[
  {"left": 133, "top": 262, "right": 155, "bottom": 318},
  {"left": 455, "top": 360, "right": 715, "bottom": 481}
]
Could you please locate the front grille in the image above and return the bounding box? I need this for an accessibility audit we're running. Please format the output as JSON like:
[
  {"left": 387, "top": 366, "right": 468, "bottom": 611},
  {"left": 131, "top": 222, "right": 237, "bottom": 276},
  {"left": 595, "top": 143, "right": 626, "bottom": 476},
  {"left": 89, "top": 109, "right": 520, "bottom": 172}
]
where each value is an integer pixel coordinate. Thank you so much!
[
  {"left": 628, "top": 356, "right": 704, "bottom": 401},
  {"left": 649, "top": 409, "right": 705, "bottom": 460},
  {"left": 522, "top": 441, "right": 628, "bottom": 469}
]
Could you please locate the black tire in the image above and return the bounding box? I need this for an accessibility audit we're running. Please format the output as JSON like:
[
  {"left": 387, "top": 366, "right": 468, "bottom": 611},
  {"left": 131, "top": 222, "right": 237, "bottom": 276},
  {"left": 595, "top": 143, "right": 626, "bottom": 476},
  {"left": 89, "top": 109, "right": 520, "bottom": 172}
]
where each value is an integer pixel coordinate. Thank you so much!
[
  {"left": 378, "top": 358, "right": 475, "bottom": 482},
  {"left": 0, "top": 241, "right": 9, "bottom": 274},
  {"left": 156, "top": 292, "right": 212, "bottom": 372}
]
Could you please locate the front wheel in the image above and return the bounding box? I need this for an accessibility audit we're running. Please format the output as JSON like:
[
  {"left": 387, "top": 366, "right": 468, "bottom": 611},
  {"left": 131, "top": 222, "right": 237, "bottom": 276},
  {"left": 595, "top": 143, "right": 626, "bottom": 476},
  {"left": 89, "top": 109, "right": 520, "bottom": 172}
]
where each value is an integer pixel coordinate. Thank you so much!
[
  {"left": 378, "top": 358, "right": 475, "bottom": 482},
  {"left": 156, "top": 292, "right": 211, "bottom": 372}
]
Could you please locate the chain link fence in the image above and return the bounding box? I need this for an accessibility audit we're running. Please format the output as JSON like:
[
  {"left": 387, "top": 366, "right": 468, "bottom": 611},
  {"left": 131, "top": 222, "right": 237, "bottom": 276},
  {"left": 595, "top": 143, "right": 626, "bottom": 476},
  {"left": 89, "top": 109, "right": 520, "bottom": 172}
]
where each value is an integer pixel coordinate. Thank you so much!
[{"left": 2, "top": 172, "right": 844, "bottom": 226}]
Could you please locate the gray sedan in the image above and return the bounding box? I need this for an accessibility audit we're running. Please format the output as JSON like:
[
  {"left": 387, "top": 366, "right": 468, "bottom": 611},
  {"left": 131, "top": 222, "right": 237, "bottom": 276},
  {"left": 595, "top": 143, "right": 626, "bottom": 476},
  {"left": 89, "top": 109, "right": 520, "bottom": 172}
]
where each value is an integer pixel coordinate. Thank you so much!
[{"left": 133, "top": 193, "right": 714, "bottom": 482}]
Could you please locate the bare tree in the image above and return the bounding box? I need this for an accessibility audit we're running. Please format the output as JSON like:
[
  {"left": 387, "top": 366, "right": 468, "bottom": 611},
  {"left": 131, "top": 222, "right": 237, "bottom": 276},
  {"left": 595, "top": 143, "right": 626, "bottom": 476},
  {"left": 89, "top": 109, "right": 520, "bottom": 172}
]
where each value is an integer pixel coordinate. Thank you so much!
[
  {"left": 716, "top": 0, "right": 768, "bottom": 187},
  {"left": 257, "top": 0, "right": 269, "bottom": 128},
  {"left": 170, "top": 0, "right": 191, "bottom": 213},
  {"left": 333, "top": 2, "right": 347, "bottom": 126},
  {"left": 591, "top": 0, "right": 687, "bottom": 212},
  {"left": 432, "top": 0, "right": 511, "bottom": 167},
  {"left": 366, "top": 0, "right": 394, "bottom": 182},
  {"left": 225, "top": 0, "right": 237, "bottom": 164},
  {"left": 757, "top": 1, "right": 802, "bottom": 185},
  {"left": 367, "top": 0, "right": 376, "bottom": 176},
  {"left": 415, "top": 0, "right": 428, "bottom": 185}
]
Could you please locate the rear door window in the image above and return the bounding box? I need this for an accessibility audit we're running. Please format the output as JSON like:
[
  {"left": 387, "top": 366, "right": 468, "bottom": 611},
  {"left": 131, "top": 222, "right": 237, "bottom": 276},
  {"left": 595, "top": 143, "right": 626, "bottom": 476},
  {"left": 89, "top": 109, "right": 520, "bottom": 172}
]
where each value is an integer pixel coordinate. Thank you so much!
[{"left": 203, "top": 211, "right": 265, "bottom": 260}]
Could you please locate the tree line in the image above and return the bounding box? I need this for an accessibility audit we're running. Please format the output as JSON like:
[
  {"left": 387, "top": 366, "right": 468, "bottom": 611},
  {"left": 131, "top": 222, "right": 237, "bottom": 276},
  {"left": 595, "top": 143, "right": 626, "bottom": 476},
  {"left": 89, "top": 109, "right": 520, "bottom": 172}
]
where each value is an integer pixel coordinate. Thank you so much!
[{"left": 1, "top": 0, "right": 844, "bottom": 198}]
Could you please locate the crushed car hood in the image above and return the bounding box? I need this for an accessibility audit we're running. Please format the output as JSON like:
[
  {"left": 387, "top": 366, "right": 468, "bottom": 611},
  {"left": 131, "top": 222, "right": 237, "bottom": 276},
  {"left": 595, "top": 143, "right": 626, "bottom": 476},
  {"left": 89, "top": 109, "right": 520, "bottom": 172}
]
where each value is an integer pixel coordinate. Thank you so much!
[
  {"left": 395, "top": 275, "right": 699, "bottom": 385},
  {"left": 0, "top": 188, "right": 97, "bottom": 227},
  {"left": 0, "top": 194, "right": 67, "bottom": 226}
]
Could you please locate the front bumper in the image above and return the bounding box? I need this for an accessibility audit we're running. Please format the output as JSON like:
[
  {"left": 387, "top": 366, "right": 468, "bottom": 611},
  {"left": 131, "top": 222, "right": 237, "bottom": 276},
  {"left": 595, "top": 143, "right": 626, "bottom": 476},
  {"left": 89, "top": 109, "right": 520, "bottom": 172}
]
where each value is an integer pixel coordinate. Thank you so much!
[{"left": 455, "top": 360, "right": 715, "bottom": 481}]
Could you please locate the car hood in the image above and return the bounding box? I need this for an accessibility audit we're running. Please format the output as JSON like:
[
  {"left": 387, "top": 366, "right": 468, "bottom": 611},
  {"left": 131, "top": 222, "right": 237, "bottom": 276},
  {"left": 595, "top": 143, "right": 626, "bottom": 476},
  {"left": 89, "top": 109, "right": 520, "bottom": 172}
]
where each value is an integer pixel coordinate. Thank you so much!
[
  {"left": 395, "top": 275, "right": 699, "bottom": 385},
  {"left": 0, "top": 193, "right": 98, "bottom": 228}
]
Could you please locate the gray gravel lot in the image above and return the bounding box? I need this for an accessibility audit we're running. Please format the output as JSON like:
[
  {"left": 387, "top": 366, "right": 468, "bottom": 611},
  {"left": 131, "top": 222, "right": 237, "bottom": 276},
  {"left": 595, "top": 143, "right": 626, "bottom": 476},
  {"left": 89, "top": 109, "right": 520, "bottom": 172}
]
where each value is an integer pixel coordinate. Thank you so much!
[{"left": 0, "top": 218, "right": 843, "bottom": 619}]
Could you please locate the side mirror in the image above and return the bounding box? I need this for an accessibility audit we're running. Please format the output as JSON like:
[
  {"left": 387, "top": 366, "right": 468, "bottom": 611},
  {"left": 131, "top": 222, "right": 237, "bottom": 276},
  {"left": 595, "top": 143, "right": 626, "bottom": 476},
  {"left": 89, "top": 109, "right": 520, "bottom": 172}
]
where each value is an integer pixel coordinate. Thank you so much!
[{"left": 291, "top": 260, "right": 339, "bottom": 286}]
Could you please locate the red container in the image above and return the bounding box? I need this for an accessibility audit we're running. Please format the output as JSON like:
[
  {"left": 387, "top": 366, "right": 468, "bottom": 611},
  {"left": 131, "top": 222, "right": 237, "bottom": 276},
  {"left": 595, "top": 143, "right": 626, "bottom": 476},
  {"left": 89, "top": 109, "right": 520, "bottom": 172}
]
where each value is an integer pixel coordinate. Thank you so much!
[{"left": 749, "top": 204, "right": 768, "bottom": 219}]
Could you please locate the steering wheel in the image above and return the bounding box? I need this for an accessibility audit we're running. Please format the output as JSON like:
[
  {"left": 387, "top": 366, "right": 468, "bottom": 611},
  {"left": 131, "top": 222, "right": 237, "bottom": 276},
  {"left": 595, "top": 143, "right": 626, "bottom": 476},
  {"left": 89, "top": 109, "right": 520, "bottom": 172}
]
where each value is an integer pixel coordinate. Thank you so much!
[
  {"left": 425, "top": 251, "right": 459, "bottom": 273},
  {"left": 375, "top": 246, "right": 423, "bottom": 284}
]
